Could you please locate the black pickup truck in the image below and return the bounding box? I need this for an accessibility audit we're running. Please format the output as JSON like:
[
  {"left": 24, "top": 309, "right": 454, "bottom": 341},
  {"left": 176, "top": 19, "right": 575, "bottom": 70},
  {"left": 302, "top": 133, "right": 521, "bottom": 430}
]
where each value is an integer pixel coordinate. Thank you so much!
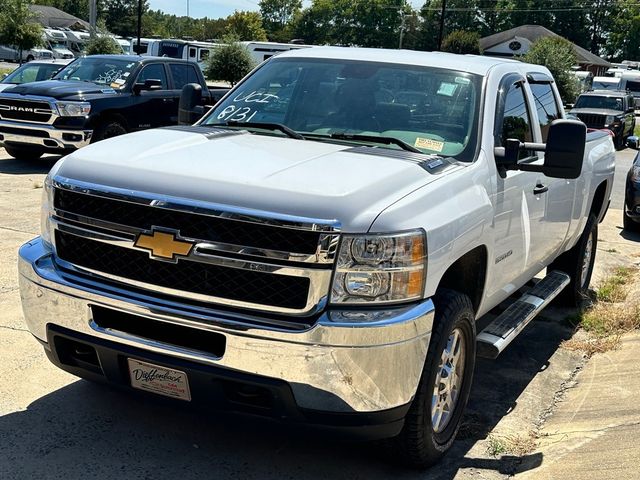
[{"left": 0, "top": 55, "right": 227, "bottom": 160}]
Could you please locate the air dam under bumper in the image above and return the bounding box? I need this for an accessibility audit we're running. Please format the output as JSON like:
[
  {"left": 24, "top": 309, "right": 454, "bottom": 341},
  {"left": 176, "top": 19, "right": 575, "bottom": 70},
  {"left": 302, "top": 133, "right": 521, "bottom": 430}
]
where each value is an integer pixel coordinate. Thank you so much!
[{"left": 19, "top": 237, "right": 434, "bottom": 422}]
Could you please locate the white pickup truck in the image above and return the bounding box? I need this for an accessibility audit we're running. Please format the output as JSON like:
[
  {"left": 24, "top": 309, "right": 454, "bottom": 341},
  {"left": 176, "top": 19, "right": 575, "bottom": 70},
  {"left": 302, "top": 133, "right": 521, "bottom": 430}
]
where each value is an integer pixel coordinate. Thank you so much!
[{"left": 19, "top": 48, "right": 615, "bottom": 467}]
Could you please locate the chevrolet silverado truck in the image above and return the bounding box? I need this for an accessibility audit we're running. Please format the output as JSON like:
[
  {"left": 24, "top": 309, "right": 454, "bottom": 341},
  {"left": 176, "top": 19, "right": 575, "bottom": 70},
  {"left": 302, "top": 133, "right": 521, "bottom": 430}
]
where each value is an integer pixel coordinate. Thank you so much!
[
  {"left": 0, "top": 54, "right": 226, "bottom": 160},
  {"left": 19, "top": 48, "right": 615, "bottom": 467}
]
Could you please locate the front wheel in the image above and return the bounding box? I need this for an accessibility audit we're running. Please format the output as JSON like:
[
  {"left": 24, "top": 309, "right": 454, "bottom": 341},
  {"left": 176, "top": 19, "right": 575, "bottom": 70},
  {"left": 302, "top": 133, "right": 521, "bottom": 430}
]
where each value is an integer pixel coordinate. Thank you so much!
[
  {"left": 4, "top": 145, "right": 44, "bottom": 160},
  {"left": 91, "top": 120, "right": 126, "bottom": 143},
  {"left": 393, "top": 289, "right": 476, "bottom": 468},
  {"left": 549, "top": 213, "right": 598, "bottom": 307}
]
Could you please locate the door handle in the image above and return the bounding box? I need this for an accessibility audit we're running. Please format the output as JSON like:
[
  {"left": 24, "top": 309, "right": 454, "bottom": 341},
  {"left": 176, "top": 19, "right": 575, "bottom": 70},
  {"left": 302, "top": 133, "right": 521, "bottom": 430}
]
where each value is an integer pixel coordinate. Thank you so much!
[{"left": 533, "top": 183, "right": 548, "bottom": 195}]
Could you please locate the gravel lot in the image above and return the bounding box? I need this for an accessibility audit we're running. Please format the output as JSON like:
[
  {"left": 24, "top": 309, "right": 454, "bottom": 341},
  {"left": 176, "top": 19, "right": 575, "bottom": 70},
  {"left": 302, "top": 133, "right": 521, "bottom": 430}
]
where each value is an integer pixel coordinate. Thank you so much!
[{"left": 0, "top": 145, "right": 637, "bottom": 479}]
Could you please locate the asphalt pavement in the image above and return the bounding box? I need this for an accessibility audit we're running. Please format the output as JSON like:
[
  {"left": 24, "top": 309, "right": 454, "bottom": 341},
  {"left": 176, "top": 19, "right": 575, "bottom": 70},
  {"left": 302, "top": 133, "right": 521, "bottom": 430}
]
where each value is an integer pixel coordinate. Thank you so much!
[{"left": 0, "top": 145, "right": 639, "bottom": 479}]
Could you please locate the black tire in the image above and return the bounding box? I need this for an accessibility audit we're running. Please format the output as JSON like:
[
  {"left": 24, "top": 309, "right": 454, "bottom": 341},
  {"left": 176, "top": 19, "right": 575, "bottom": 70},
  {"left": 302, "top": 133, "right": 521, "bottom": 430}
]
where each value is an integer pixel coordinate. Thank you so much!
[
  {"left": 91, "top": 120, "right": 127, "bottom": 143},
  {"left": 615, "top": 132, "right": 625, "bottom": 150},
  {"left": 623, "top": 209, "right": 640, "bottom": 232},
  {"left": 4, "top": 145, "right": 44, "bottom": 160},
  {"left": 393, "top": 289, "right": 476, "bottom": 468},
  {"left": 26, "top": 55, "right": 34, "bottom": 62},
  {"left": 548, "top": 213, "right": 598, "bottom": 307}
]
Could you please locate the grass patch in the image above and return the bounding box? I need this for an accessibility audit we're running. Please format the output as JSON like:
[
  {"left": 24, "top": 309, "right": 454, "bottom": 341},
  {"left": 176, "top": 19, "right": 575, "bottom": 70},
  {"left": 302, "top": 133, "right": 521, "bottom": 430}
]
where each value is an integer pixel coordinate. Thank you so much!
[
  {"left": 595, "top": 266, "right": 635, "bottom": 303},
  {"left": 564, "top": 266, "right": 639, "bottom": 354},
  {"left": 486, "top": 433, "right": 536, "bottom": 457},
  {"left": 0, "top": 67, "right": 13, "bottom": 78},
  {"left": 636, "top": 123, "right": 640, "bottom": 137},
  {"left": 605, "top": 248, "right": 618, "bottom": 253}
]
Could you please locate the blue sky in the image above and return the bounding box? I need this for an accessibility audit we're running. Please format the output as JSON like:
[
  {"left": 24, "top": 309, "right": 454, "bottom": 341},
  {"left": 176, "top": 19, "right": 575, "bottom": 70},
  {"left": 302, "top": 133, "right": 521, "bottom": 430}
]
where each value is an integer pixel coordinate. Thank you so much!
[{"left": 148, "top": 1, "right": 424, "bottom": 20}]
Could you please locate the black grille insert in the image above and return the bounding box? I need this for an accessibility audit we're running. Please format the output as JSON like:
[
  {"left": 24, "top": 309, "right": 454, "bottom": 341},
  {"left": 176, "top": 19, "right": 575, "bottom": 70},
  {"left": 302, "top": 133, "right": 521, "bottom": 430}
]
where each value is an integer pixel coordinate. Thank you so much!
[
  {"left": 55, "top": 230, "right": 310, "bottom": 310},
  {"left": 54, "top": 188, "right": 322, "bottom": 255},
  {"left": 576, "top": 113, "right": 606, "bottom": 129},
  {"left": 0, "top": 98, "right": 53, "bottom": 123},
  {"left": 91, "top": 306, "right": 226, "bottom": 357}
]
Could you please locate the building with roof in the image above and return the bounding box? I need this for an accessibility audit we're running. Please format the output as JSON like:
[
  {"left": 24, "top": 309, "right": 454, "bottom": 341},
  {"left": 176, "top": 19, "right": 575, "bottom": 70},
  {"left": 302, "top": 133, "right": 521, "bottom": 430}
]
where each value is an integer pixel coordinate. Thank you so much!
[
  {"left": 480, "top": 25, "right": 611, "bottom": 76},
  {"left": 29, "top": 4, "right": 90, "bottom": 31}
]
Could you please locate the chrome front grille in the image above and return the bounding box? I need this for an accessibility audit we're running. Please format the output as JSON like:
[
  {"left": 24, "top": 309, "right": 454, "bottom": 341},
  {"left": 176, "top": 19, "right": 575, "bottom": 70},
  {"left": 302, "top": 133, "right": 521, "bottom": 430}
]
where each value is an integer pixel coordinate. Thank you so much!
[
  {"left": 50, "top": 179, "right": 340, "bottom": 320},
  {"left": 0, "top": 97, "right": 54, "bottom": 123}
]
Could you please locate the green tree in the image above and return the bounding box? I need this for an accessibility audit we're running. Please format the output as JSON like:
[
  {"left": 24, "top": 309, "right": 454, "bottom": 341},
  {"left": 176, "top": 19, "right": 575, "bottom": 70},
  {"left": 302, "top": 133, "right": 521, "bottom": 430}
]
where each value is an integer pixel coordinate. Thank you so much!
[
  {"left": 0, "top": 0, "right": 43, "bottom": 63},
  {"left": 604, "top": 0, "right": 638, "bottom": 60},
  {"left": 523, "top": 37, "right": 579, "bottom": 103},
  {"left": 259, "top": 0, "right": 301, "bottom": 41},
  {"left": 37, "top": 0, "right": 89, "bottom": 20},
  {"left": 441, "top": 30, "right": 482, "bottom": 54},
  {"left": 100, "top": 0, "right": 149, "bottom": 37},
  {"left": 85, "top": 35, "right": 121, "bottom": 54},
  {"left": 225, "top": 11, "right": 268, "bottom": 41},
  {"left": 204, "top": 36, "right": 255, "bottom": 85}
]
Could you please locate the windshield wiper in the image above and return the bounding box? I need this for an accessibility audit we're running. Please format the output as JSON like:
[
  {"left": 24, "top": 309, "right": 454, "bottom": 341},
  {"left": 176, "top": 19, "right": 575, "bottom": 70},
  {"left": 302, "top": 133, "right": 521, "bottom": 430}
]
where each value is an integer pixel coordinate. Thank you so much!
[
  {"left": 222, "top": 121, "right": 305, "bottom": 140},
  {"left": 308, "top": 132, "right": 422, "bottom": 154}
]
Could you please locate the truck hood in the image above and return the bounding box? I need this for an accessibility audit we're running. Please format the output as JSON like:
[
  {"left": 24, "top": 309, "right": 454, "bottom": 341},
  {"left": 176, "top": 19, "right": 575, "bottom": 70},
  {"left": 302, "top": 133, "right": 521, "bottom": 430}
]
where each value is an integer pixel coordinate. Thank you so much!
[
  {"left": 2, "top": 80, "right": 118, "bottom": 99},
  {"left": 55, "top": 127, "right": 460, "bottom": 231},
  {"left": 570, "top": 108, "right": 624, "bottom": 116}
]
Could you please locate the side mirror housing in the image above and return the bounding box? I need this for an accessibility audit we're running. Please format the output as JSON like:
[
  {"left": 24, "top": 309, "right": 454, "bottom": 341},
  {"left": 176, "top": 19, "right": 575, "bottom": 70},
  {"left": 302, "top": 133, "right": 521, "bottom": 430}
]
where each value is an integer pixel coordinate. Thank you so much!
[
  {"left": 133, "top": 78, "right": 163, "bottom": 94},
  {"left": 628, "top": 135, "right": 640, "bottom": 150},
  {"left": 495, "top": 119, "right": 586, "bottom": 179},
  {"left": 178, "top": 83, "right": 203, "bottom": 125},
  {"left": 542, "top": 119, "right": 586, "bottom": 179}
]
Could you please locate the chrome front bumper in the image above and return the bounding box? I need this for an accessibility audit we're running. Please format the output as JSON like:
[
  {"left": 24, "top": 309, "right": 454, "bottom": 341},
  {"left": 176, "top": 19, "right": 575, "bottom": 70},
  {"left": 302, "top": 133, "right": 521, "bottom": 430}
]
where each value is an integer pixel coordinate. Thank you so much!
[
  {"left": 19, "top": 237, "right": 434, "bottom": 414},
  {"left": 0, "top": 120, "right": 92, "bottom": 150}
]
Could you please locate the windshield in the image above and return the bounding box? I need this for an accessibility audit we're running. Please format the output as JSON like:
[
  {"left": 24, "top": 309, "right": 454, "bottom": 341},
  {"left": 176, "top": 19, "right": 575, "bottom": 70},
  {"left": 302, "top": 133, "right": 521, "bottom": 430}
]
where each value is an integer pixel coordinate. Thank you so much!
[
  {"left": 201, "top": 58, "right": 481, "bottom": 160},
  {"left": 3, "top": 63, "right": 63, "bottom": 84},
  {"left": 574, "top": 95, "right": 624, "bottom": 111},
  {"left": 53, "top": 57, "right": 139, "bottom": 88},
  {"left": 592, "top": 80, "right": 620, "bottom": 90},
  {"left": 49, "top": 41, "right": 67, "bottom": 49}
]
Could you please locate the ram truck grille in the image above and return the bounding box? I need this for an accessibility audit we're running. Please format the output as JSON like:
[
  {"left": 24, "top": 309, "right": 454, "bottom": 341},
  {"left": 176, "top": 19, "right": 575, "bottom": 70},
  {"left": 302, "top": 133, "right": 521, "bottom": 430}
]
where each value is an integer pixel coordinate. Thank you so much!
[
  {"left": 0, "top": 98, "right": 53, "bottom": 123},
  {"left": 50, "top": 184, "right": 339, "bottom": 322},
  {"left": 575, "top": 113, "right": 606, "bottom": 129}
]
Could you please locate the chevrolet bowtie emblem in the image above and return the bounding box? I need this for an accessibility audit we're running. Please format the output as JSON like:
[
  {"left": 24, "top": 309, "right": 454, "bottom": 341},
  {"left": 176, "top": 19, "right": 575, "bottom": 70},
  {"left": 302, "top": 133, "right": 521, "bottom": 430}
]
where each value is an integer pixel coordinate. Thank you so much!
[{"left": 134, "top": 229, "right": 194, "bottom": 261}]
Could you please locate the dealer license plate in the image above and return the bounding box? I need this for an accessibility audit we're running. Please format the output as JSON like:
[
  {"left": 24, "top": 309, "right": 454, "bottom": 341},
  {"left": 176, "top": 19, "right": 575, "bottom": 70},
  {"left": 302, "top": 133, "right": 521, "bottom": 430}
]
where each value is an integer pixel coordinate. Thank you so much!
[{"left": 127, "top": 358, "right": 191, "bottom": 401}]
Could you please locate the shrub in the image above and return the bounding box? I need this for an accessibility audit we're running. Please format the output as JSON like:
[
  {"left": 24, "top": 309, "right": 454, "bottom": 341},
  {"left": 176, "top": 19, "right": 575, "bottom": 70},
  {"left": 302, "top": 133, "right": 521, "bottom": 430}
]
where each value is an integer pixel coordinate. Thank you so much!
[
  {"left": 204, "top": 37, "right": 255, "bottom": 85},
  {"left": 85, "top": 36, "right": 122, "bottom": 55},
  {"left": 523, "top": 37, "right": 580, "bottom": 104},
  {"left": 442, "top": 30, "right": 482, "bottom": 55}
]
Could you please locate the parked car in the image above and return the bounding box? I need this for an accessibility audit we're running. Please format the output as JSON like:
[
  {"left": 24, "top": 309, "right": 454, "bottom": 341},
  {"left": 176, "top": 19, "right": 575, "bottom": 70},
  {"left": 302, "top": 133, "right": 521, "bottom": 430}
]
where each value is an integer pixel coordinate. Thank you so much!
[
  {"left": 0, "top": 59, "right": 71, "bottom": 92},
  {"left": 0, "top": 45, "right": 54, "bottom": 62},
  {"left": 19, "top": 47, "right": 615, "bottom": 468},
  {"left": 0, "top": 55, "right": 228, "bottom": 160},
  {"left": 624, "top": 151, "right": 640, "bottom": 231},
  {"left": 570, "top": 90, "right": 636, "bottom": 149},
  {"left": 591, "top": 76, "right": 621, "bottom": 91}
]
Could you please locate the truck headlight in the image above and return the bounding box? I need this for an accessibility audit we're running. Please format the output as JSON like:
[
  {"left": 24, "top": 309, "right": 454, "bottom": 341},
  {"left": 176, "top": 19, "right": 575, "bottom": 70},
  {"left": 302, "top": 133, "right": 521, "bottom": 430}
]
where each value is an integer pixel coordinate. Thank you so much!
[
  {"left": 331, "top": 230, "right": 426, "bottom": 304},
  {"left": 40, "top": 176, "right": 54, "bottom": 248},
  {"left": 56, "top": 102, "right": 91, "bottom": 117}
]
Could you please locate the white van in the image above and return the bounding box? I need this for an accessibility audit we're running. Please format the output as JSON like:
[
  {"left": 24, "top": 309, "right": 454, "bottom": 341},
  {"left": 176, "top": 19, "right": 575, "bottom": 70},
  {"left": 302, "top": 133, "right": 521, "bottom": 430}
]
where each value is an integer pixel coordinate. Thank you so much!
[
  {"left": 619, "top": 71, "right": 640, "bottom": 109},
  {"left": 240, "top": 41, "right": 314, "bottom": 64},
  {"left": 145, "top": 39, "right": 221, "bottom": 71},
  {"left": 43, "top": 28, "right": 75, "bottom": 59}
]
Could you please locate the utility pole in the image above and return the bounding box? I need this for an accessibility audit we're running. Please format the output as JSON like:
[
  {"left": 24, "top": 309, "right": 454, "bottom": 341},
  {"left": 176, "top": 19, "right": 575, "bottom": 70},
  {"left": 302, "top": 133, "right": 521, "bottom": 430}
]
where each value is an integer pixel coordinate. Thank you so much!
[
  {"left": 137, "top": 0, "right": 142, "bottom": 55},
  {"left": 398, "top": 10, "right": 406, "bottom": 49},
  {"left": 89, "top": 0, "right": 97, "bottom": 38},
  {"left": 437, "top": 0, "right": 447, "bottom": 51},
  {"left": 187, "top": 0, "right": 189, "bottom": 17}
]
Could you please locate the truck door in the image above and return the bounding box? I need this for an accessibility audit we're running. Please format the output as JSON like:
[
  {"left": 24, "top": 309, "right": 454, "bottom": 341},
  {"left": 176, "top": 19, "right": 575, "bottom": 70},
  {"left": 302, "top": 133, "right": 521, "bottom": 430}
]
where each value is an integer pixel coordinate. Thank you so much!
[
  {"left": 167, "top": 63, "right": 202, "bottom": 123},
  {"left": 526, "top": 76, "right": 576, "bottom": 263},
  {"left": 132, "top": 63, "right": 175, "bottom": 128},
  {"left": 491, "top": 74, "right": 562, "bottom": 293}
]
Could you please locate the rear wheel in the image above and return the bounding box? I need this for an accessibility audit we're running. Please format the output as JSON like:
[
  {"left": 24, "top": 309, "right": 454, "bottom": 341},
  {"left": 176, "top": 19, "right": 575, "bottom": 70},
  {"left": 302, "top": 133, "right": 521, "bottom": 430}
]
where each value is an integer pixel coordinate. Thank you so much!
[
  {"left": 91, "top": 120, "right": 126, "bottom": 143},
  {"left": 26, "top": 55, "right": 34, "bottom": 62},
  {"left": 393, "top": 289, "right": 476, "bottom": 468},
  {"left": 623, "top": 209, "right": 640, "bottom": 232},
  {"left": 4, "top": 145, "right": 44, "bottom": 160},
  {"left": 548, "top": 213, "right": 598, "bottom": 307}
]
